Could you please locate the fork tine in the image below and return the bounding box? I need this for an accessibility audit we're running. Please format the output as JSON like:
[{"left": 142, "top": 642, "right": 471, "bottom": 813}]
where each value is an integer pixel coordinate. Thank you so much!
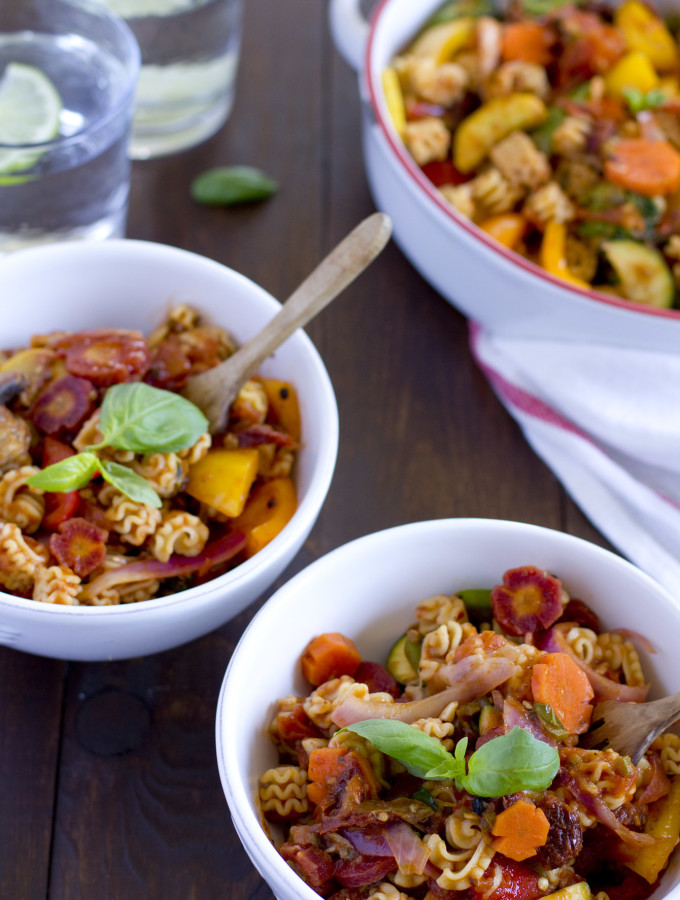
[{"left": 579, "top": 720, "right": 610, "bottom": 751}]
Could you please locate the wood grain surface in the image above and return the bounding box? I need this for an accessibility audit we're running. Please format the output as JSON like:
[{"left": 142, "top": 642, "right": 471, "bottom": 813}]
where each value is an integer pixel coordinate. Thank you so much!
[{"left": 0, "top": 1, "right": 610, "bottom": 897}]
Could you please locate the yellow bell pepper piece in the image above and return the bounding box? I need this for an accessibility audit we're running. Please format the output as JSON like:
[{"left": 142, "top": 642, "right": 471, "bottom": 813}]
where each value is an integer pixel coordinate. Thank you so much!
[
  {"left": 454, "top": 93, "right": 546, "bottom": 173},
  {"left": 230, "top": 477, "right": 297, "bottom": 557},
  {"left": 615, "top": 0, "right": 677, "bottom": 73},
  {"left": 478, "top": 213, "right": 526, "bottom": 250},
  {"left": 624, "top": 776, "right": 680, "bottom": 884},
  {"left": 185, "top": 448, "right": 259, "bottom": 518},
  {"left": 604, "top": 51, "right": 659, "bottom": 97},
  {"left": 541, "top": 883, "right": 592, "bottom": 900},
  {"left": 382, "top": 66, "right": 406, "bottom": 139},
  {"left": 540, "top": 221, "right": 589, "bottom": 289},
  {"left": 409, "top": 18, "right": 475, "bottom": 64}
]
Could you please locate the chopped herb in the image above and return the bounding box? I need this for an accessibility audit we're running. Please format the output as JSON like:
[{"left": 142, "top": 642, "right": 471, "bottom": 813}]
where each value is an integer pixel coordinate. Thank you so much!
[{"left": 623, "top": 88, "right": 668, "bottom": 115}]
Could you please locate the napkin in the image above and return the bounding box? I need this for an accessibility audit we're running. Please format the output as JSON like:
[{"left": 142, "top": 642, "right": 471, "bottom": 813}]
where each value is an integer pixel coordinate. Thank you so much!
[{"left": 469, "top": 322, "right": 680, "bottom": 599}]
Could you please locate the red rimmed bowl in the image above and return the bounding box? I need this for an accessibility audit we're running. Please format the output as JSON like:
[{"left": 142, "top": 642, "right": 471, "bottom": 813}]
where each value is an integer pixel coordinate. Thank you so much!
[{"left": 329, "top": 0, "right": 680, "bottom": 353}]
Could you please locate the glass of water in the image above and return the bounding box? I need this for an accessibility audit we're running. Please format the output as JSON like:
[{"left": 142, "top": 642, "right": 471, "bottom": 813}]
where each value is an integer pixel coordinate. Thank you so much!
[
  {"left": 98, "top": 0, "right": 244, "bottom": 159},
  {"left": 0, "top": 0, "right": 140, "bottom": 254}
]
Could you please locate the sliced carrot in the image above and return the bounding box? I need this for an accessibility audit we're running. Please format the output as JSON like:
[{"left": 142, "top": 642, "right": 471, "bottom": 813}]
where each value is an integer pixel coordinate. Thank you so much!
[
  {"left": 230, "top": 476, "right": 297, "bottom": 557},
  {"left": 605, "top": 138, "right": 680, "bottom": 197},
  {"left": 501, "top": 22, "right": 554, "bottom": 66},
  {"left": 301, "top": 632, "right": 362, "bottom": 686},
  {"left": 491, "top": 799, "right": 550, "bottom": 862},
  {"left": 478, "top": 213, "right": 527, "bottom": 251},
  {"left": 531, "top": 652, "right": 594, "bottom": 734}
]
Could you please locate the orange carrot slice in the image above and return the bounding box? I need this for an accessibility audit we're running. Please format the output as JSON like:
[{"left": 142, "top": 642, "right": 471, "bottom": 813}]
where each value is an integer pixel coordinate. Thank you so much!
[
  {"left": 605, "top": 138, "right": 680, "bottom": 197},
  {"left": 301, "top": 632, "right": 362, "bottom": 686},
  {"left": 492, "top": 799, "right": 550, "bottom": 861},
  {"left": 531, "top": 652, "right": 594, "bottom": 734}
]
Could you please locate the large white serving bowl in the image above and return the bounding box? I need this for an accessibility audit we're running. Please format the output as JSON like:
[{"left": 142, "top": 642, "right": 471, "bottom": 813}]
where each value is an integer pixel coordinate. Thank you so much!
[
  {"left": 329, "top": 0, "right": 680, "bottom": 354},
  {"left": 217, "top": 518, "right": 680, "bottom": 900},
  {"left": 0, "top": 240, "right": 338, "bottom": 661}
]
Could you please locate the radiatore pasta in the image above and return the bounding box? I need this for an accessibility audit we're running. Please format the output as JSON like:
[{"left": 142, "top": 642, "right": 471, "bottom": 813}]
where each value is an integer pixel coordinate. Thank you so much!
[
  {"left": 0, "top": 304, "right": 300, "bottom": 605},
  {"left": 259, "top": 564, "right": 680, "bottom": 900}
]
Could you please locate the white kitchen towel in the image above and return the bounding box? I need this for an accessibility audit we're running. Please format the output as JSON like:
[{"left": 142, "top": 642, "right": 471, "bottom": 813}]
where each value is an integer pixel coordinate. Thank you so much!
[{"left": 469, "top": 322, "right": 680, "bottom": 599}]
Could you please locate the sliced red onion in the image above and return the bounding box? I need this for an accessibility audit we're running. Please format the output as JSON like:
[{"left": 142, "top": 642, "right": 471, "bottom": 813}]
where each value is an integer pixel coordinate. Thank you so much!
[
  {"left": 384, "top": 821, "right": 431, "bottom": 875},
  {"left": 331, "top": 657, "right": 515, "bottom": 728},
  {"left": 558, "top": 772, "right": 654, "bottom": 847},
  {"left": 428, "top": 653, "right": 515, "bottom": 695},
  {"left": 609, "top": 628, "right": 656, "bottom": 654},
  {"left": 84, "top": 530, "right": 246, "bottom": 596},
  {"left": 541, "top": 624, "right": 649, "bottom": 702}
]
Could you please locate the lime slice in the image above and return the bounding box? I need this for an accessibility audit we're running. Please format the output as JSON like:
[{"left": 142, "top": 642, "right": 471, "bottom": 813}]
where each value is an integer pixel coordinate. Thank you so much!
[
  {"left": 94, "top": 0, "right": 201, "bottom": 16},
  {"left": 0, "top": 63, "right": 62, "bottom": 176}
]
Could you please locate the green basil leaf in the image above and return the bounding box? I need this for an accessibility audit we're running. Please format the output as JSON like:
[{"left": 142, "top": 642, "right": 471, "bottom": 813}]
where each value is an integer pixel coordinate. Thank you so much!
[
  {"left": 622, "top": 87, "right": 667, "bottom": 114},
  {"left": 98, "top": 459, "right": 162, "bottom": 508},
  {"left": 26, "top": 451, "right": 100, "bottom": 492},
  {"left": 460, "top": 727, "right": 559, "bottom": 797},
  {"left": 191, "top": 165, "right": 278, "bottom": 206},
  {"left": 99, "top": 382, "right": 208, "bottom": 454},
  {"left": 343, "top": 720, "right": 461, "bottom": 779},
  {"left": 412, "top": 786, "right": 439, "bottom": 811},
  {"left": 534, "top": 703, "right": 569, "bottom": 738}
]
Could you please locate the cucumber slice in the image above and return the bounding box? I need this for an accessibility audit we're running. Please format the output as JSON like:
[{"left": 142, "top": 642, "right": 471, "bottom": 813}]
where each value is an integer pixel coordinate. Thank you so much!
[
  {"left": 386, "top": 634, "right": 421, "bottom": 685},
  {"left": 602, "top": 240, "right": 674, "bottom": 308}
]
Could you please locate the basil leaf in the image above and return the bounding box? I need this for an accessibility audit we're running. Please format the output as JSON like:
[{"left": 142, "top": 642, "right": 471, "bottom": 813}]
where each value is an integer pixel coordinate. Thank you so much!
[
  {"left": 26, "top": 451, "right": 100, "bottom": 492},
  {"left": 460, "top": 727, "right": 559, "bottom": 797},
  {"left": 622, "top": 87, "right": 667, "bottom": 114},
  {"left": 534, "top": 703, "right": 569, "bottom": 738},
  {"left": 412, "top": 786, "right": 439, "bottom": 811},
  {"left": 98, "top": 459, "right": 162, "bottom": 508},
  {"left": 191, "top": 166, "right": 278, "bottom": 206},
  {"left": 343, "top": 720, "right": 462, "bottom": 779},
  {"left": 99, "top": 382, "right": 208, "bottom": 454}
]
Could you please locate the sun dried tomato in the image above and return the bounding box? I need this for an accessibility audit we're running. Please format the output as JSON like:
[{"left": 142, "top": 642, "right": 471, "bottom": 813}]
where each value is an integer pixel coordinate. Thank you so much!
[
  {"left": 55, "top": 329, "right": 150, "bottom": 386},
  {"left": 145, "top": 330, "right": 222, "bottom": 391},
  {"left": 49, "top": 517, "right": 108, "bottom": 578},
  {"left": 29, "top": 375, "right": 97, "bottom": 437}
]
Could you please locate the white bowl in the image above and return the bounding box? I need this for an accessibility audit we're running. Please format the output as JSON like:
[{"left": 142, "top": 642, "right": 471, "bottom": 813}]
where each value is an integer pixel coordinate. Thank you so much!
[
  {"left": 329, "top": 0, "right": 680, "bottom": 354},
  {"left": 0, "top": 240, "right": 338, "bottom": 661},
  {"left": 217, "top": 518, "right": 680, "bottom": 900}
]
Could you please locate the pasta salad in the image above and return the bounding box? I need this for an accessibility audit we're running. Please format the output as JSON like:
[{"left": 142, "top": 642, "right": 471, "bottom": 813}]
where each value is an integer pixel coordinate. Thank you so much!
[
  {"left": 260, "top": 564, "right": 679, "bottom": 900},
  {"left": 384, "top": 0, "right": 680, "bottom": 309},
  {"left": 0, "top": 304, "right": 299, "bottom": 606}
]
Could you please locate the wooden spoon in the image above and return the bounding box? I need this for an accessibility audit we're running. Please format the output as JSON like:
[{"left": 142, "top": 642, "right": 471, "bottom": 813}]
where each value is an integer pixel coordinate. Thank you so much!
[
  {"left": 580, "top": 690, "right": 680, "bottom": 764},
  {"left": 182, "top": 211, "right": 392, "bottom": 432}
]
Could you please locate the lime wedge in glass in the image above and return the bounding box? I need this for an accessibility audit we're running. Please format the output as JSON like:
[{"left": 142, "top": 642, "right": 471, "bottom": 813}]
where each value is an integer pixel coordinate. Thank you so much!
[{"left": 0, "top": 62, "right": 62, "bottom": 176}]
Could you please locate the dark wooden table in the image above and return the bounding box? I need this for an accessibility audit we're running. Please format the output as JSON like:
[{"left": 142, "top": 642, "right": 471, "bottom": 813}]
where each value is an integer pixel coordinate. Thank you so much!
[{"left": 0, "top": 1, "right": 612, "bottom": 897}]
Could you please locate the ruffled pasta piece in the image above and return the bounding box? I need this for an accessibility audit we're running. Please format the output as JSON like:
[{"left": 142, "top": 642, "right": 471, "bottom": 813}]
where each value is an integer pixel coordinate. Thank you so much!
[
  {"left": 489, "top": 132, "right": 550, "bottom": 191},
  {"left": 597, "top": 633, "right": 645, "bottom": 687},
  {"left": 132, "top": 452, "right": 188, "bottom": 498},
  {"left": 257, "top": 445, "right": 295, "bottom": 479},
  {"left": 404, "top": 117, "right": 451, "bottom": 167},
  {"left": 483, "top": 61, "right": 549, "bottom": 99},
  {"left": 80, "top": 550, "right": 160, "bottom": 606},
  {"left": 33, "top": 564, "right": 81, "bottom": 606},
  {"left": 73, "top": 410, "right": 104, "bottom": 452},
  {"left": 471, "top": 168, "right": 525, "bottom": 217},
  {"left": 523, "top": 181, "right": 577, "bottom": 227},
  {"left": 231, "top": 379, "right": 269, "bottom": 424},
  {"left": 416, "top": 594, "right": 469, "bottom": 635},
  {"left": 389, "top": 872, "right": 427, "bottom": 890},
  {"left": 564, "top": 626, "right": 601, "bottom": 667},
  {"left": 419, "top": 621, "right": 469, "bottom": 682},
  {"left": 0, "top": 521, "right": 50, "bottom": 592},
  {"left": 403, "top": 56, "right": 469, "bottom": 106},
  {"left": 149, "top": 511, "right": 209, "bottom": 563},
  {"left": 561, "top": 748, "right": 638, "bottom": 811},
  {"left": 369, "top": 883, "right": 413, "bottom": 900},
  {"left": 177, "top": 432, "right": 211, "bottom": 466},
  {"left": 259, "top": 766, "right": 309, "bottom": 819},
  {"left": 440, "top": 183, "right": 476, "bottom": 219},
  {"left": 651, "top": 733, "right": 680, "bottom": 777},
  {"left": 0, "top": 466, "right": 45, "bottom": 533},
  {"left": 104, "top": 494, "right": 162, "bottom": 546},
  {"left": 552, "top": 116, "right": 591, "bottom": 157},
  {"left": 425, "top": 828, "right": 495, "bottom": 890},
  {"left": 304, "top": 676, "right": 377, "bottom": 735},
  {"left": 411, "top": 716, "right": 455, "bottom": 751}
]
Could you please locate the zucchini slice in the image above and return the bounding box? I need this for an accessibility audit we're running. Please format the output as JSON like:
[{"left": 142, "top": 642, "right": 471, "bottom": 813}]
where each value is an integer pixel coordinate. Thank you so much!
[
  {"left": 386, "top": 634, "right": 421, "bottom": 685},
  {"left": 602, "top": 240, "right": 674, "bottom": 308}
]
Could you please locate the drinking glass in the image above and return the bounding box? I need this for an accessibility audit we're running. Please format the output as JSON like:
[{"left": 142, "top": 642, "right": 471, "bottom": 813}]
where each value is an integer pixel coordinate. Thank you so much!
[
  {"left": 0, "top": 0, "right": 140, "bottom": 254},
  {"left": 97, "top": 0, "right": 245, "bottom": 159}
]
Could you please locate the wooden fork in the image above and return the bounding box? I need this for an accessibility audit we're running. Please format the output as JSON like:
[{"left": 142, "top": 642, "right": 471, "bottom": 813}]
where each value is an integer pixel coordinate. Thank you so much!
[{"left": 580, "top": 691, "right": 680, "bottom": 764}]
